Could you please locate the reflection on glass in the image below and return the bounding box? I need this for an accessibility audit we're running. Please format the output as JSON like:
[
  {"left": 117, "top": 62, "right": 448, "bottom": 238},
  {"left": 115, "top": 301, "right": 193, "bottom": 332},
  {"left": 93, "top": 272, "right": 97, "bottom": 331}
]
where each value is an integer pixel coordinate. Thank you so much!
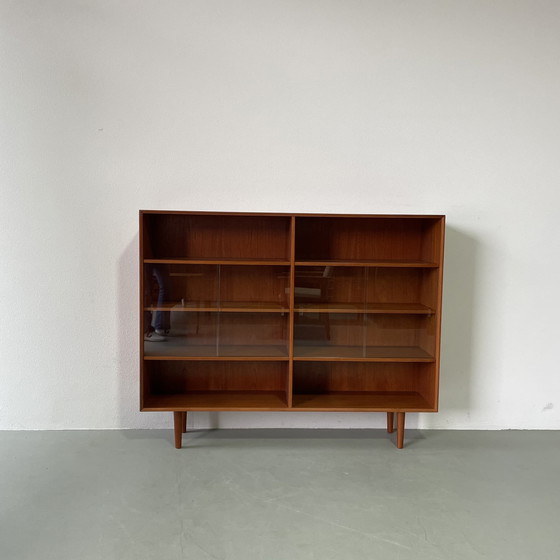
[
  {"left": 294, "top": 267, "right": 365, "bottom": 310},
  {"left": 144, "top": 312, "right": 289, "bottom": 358},
  {"left": 294, "top": 313, "right": 435, "bottom": 360},
  {"left": 143, "top": 264, "right": 290, "bottom": 311},
  {"left": 294, "top": 266, "right": 435, "bottom": 313}
]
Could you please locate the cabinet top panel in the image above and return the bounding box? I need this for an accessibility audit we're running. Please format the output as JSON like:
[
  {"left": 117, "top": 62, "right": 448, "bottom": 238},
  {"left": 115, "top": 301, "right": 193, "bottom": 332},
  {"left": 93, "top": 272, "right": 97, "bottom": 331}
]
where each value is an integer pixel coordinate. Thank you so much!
[{"left": 140, "top": 210, "right": 445, "bottom": 219}]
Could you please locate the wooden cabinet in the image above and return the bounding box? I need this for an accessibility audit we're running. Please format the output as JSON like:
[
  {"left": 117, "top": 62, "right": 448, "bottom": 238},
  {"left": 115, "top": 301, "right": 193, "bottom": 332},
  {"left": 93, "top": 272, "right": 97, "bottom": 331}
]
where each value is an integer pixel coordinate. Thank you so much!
[{"left": 140, "top": 211, "right": 445, "bottom": 448}]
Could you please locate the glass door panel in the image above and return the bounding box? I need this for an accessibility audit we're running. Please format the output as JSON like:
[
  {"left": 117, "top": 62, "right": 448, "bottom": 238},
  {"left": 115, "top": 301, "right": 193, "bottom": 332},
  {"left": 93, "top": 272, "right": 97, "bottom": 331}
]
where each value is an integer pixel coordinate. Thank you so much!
[
  {"left": 294, "top": 266, "right": 366, "bottom": 311},
  {"left": 144, "top": 263, "right": 219, "bottom": 311},
  {"left": 144, "top": 311, "right": 218, "bottom": 357},
  {"left": 294, "top": 312, "right": 436, "bottom": 360},
  {"left": 364, "top": 315, "right": 436, "bottom": 359},
  {"left": 294, "top": 312, "right": 365, "bottom": 358},
  {"left": 218, "top": 313, "right": 289, "bottom": 357},
  {"left": 145, "top": 311, "right": 289, "bottom": 358}
]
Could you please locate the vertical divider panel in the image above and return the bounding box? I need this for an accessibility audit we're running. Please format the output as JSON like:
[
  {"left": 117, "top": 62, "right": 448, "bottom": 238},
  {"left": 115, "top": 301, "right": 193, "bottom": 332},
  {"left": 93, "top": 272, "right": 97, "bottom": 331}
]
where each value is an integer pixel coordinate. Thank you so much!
[
  {"left": 287, "top": 216, "right": 296, "bottom": 407},
  {"left": 216, "top": 264, "right": 221, "bottom": 356},
  {"left": 362, "top": 267, "right": 368, "bottom": 358}
]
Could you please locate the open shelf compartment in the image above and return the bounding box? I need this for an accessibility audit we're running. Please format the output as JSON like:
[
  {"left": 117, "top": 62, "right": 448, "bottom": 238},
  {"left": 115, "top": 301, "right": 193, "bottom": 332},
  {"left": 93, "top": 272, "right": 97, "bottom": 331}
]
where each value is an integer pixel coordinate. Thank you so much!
[
  {"left": 142, "top": 212, "right": 292, "bottom": 261},
  {"left": 292, "top": 362, "right": 437, "bottom": 411},
  {"left": 295, "top": 216, "right": 443, "bottom": 265},
  {"left": 142, "top": 360, "right": 289, "bottom": 410}
]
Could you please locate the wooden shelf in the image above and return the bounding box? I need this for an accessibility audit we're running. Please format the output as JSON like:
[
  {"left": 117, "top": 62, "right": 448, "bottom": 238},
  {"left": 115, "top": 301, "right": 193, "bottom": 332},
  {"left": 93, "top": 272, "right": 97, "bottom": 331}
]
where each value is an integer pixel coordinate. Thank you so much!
[
  {"left": 293, "top": 345, "right": 435, "bottom": 361},
  {"left": 144, "top": 391, "right": 432, "bottom": 412},
  {"left": 145, "top": 258, "right": 291, "bottom": 266},
  {"left": 294, "top": 303, "right": 433, "bottom": 314},
  {"left": 292, "top": 392, "right": 433, "bottom": 411},
  {"left": 143, "top": 391, "right": 288, "bottom": 411},
  {"left": 146, "top": 301, "right": 289, "bottom": 313},
  {"left": 295, "top": 260, "right": 439, "bottom": 268},
  {"left": 146, "top": 258, "right": 437, "bottom": 267},
  {"left": 144, "top": 344, "right": 289, "bottom": 359},
  {"left": 148, "top": 302, "right": 430, "bottom": 314}
]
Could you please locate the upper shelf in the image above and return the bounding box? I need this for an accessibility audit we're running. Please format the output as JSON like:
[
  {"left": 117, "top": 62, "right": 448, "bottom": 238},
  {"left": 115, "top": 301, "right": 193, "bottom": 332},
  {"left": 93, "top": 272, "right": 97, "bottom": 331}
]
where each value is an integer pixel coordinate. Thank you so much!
[
  {"left": 145, "top": 258, "right": 438, "bottom": 267},
  {"left": 293, "top": 345, "right": 435, "bottom": 362},
  {"left": 295, "top": 259, "right": 439, "bottom": 268},
  {"left": 144, "top": 258, "right": 291, "bottom": 266},
  {"left": 294, "top": 303, "right": 434, "bottom": 314},
  {"left": 147, "top": 302, "right": 432, "bottom": 314},
  {"left": 146, "top": 301, "right": 290, "bottom": 313}
]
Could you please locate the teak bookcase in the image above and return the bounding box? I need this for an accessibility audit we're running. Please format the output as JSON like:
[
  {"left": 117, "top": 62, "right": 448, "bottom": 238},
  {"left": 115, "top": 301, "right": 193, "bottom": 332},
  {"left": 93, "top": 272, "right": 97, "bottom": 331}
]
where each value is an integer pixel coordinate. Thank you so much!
[{"left": 140, "top": 211, "right": 445, "bottom": 449}]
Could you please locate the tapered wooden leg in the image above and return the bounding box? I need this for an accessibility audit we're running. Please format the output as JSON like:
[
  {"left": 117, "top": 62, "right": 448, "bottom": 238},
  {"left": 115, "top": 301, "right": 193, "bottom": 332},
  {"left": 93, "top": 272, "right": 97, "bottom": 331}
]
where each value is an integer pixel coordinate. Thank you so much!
[
  {"left": 182, "top": 411, "right": 188, "bottom": 433},
  {"left": 173, "top": 412, "right": 183, "bottom": 449},
  {"left": 396, "top": 412, "right": 405, "bottom": 449},
  {"left": 387, "top": 412, "right": 394, "bottom": 433}
]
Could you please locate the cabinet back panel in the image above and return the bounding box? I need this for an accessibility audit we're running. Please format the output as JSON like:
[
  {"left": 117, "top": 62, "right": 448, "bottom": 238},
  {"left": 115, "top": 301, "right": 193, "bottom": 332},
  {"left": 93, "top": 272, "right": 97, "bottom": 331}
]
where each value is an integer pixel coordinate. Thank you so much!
[
  {"left": 293, "top": 362, "right": 434, "bottom": 394},
  {"left": 146, "top": 361, "right": 287, "bottom": 393},
  {"left": 364, "top": 268, "right": 423, "bottom": 304},
  {"left": 220, "top": 266, "right": 290, "bottom": 304}
]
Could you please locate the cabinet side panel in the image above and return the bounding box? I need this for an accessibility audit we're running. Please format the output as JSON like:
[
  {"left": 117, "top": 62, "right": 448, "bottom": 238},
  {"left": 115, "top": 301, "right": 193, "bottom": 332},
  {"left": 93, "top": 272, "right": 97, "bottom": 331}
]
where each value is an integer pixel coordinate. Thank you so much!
[
  {"left": 139, "top": 212, "right": 146, "bottom": 409},
  {"left": 433, "top": 217, "right": 445, "bottom": 409},
  {"left": 416, "top": 363, "right": 438, "bottom": 409}
]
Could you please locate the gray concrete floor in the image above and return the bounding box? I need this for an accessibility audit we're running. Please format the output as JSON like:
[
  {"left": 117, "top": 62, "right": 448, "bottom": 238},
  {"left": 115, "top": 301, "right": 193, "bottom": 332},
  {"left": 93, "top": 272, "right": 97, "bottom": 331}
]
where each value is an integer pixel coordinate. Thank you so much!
[{"left": 1, "top": 429, "right": 559, "bottom": 560}]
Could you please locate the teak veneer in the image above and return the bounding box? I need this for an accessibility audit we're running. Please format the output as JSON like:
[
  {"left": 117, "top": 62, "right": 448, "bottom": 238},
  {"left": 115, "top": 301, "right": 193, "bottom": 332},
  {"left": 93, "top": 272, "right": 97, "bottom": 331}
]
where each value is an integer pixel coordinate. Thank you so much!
[{"left": 140, "top": 211, "right": 445, "bottom": 449}]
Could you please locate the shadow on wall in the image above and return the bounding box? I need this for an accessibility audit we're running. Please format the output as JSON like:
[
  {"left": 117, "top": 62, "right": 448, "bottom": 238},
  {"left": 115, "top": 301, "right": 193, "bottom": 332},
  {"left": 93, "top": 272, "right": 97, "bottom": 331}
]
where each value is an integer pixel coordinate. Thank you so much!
[
  {"left": 116, "top": 224, "right": 477, "bottom": 432},
  {"left": 434, "top": 225, "right": 478, "bottom": 426},
  {"left": 117, "top": 231, "right": 218, "bottom": 432},
  {"left": 117, "top": 233, "right": 169, "bottom": 430}
]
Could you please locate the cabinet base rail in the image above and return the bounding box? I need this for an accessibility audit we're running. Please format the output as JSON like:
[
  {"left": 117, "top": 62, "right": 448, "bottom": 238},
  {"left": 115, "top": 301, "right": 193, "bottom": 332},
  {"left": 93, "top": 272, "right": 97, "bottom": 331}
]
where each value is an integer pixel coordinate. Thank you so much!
[{"left": 172, "top": 411, "right": 406, "bottom": 449}]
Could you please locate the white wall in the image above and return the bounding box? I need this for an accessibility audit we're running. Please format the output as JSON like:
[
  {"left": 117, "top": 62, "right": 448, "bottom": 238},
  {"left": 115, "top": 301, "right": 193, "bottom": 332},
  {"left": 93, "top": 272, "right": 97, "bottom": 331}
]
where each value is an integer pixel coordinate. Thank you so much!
[{"left": 1, "top": 0, "right": 559, "bottom": 430}]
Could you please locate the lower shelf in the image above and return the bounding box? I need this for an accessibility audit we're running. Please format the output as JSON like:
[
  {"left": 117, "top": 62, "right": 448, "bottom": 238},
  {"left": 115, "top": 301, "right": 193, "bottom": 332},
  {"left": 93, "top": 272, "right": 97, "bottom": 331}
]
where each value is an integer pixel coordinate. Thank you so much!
[
  {"left": 144, "top": 344, "right": 288, "bottom": 359},
  {"left": 294, "top": 345, "right": 434, "bottom": 361},
  {"left": 143, "top": 391, "right": 288, "bottom": 411},
  {"left": 292, "top": 391, "right": 433, "bottom": 411},
  {"left": 143, "top": 391, "right": 433, "bottom": 412}
]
